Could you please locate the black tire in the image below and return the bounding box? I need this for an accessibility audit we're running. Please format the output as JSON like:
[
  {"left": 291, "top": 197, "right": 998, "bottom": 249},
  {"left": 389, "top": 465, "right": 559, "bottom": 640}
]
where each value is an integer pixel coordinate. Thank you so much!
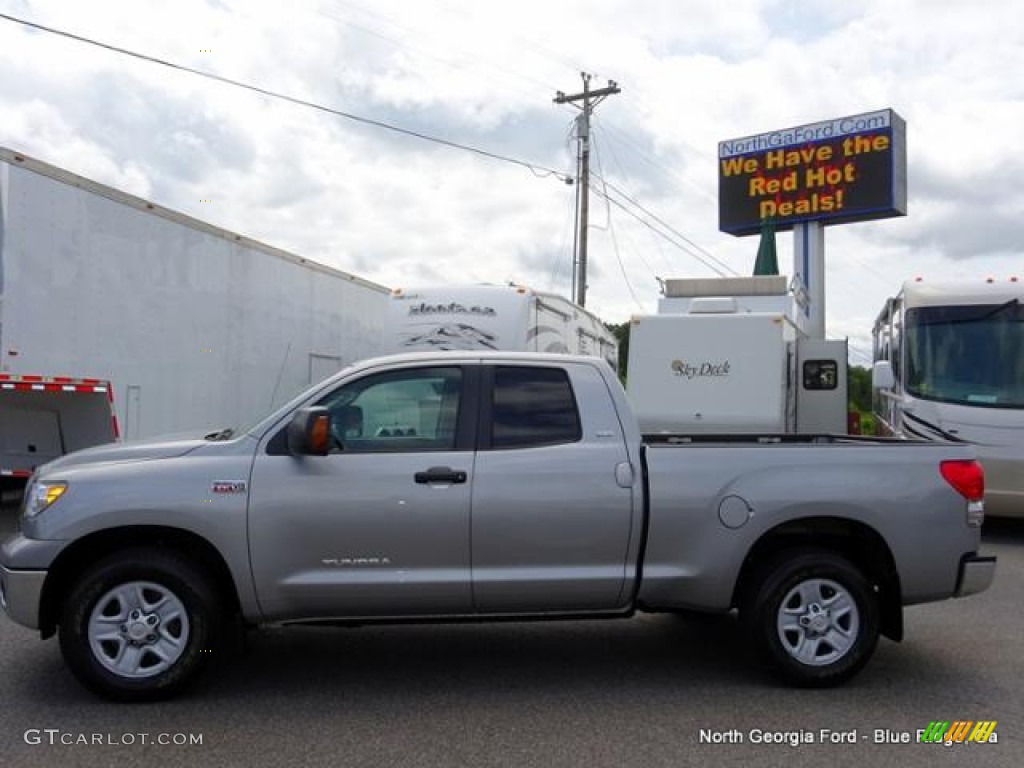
[
  {"left": 741, "top": 549, "right": 880, "bottom": 687},
  {"left": 58, "top": 549, "right": 222, "bottom": 702}
]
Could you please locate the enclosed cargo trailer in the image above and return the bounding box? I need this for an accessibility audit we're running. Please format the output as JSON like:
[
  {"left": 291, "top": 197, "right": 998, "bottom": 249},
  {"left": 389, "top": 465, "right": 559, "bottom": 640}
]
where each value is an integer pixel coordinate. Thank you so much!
[{"left": 0, "top": 148, "right": 388, "bottom": 478}]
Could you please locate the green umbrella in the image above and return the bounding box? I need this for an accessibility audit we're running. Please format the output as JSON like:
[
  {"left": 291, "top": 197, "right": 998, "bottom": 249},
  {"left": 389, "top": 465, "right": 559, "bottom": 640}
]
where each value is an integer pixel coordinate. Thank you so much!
[{"left": 753, "top": 216, "right": 779, "bottom": 276}]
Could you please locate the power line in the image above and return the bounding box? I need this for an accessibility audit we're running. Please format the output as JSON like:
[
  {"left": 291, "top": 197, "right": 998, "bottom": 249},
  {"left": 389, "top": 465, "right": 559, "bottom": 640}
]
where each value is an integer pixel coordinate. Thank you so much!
[
  {"left": 592, "top": 132, "right": 660, "bottom": 281},
  {"left": 324, "top": 0, "right": 564, "bottom": 96},
  {"left": 591, "top": 177, "right": 737, "bottom": 277},
  {"left": 595, "top": 125, "right": 680, "bottom": 279},
  {"left": 589, "top": 124, "right": 733, "bottom": 280},
  {"left": 606, "top": 211, "right": 645, "bottom": 309},
  {"left": 0, "top": 11, "right": 571, "bottom": 183},
  {"left": 590, "top": 128, "right": 644, "bottom": 307},
  {"left": 592, "top": 188, "right": 731, "bottom": 278},
  {"left": 595, "top": 174, "right": 739, "bottom": 277},
  {"left": 587, "top": 120, "right": 737, "bottom": 277},
  {"left": 596, "top": 118, "right": 718, "bottom": 204},
  {"left": 847, "top": 342, "right": 874, "bottom": 366}
]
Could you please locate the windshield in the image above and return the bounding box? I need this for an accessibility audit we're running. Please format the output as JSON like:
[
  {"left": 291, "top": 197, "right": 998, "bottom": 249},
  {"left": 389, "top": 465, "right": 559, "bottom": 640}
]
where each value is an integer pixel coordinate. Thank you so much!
[{"left": 905, "top": 301, "right": 1024, "bottom": 408}]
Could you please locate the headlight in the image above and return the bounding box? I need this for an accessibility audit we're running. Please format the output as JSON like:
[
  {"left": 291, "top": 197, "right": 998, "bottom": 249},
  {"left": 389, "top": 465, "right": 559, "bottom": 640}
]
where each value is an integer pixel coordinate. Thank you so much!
[{"left": 24, "top": 481, "right": 68, "bottom": 518}]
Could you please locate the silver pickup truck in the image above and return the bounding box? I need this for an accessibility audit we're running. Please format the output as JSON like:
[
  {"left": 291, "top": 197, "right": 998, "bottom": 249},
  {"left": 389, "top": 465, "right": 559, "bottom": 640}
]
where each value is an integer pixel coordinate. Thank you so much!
[{"left": 1, "top": 352, "right": 996, "bottom": 700}]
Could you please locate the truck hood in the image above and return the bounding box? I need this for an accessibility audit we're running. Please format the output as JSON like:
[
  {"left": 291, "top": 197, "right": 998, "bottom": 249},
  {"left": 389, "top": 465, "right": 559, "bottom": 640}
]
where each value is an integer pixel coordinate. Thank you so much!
[{"left": 40, "top": 435, "right": 209, "bottom": 473}]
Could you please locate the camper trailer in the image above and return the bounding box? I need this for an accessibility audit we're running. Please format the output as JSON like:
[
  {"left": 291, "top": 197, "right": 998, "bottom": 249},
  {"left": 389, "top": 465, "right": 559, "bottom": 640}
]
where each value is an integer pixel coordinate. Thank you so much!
[
  {"left": 385, "top": 284, "right": 618, "bottom": 370},
  {"left": 627, "top": 277, "right": 848, "bottom": 434}
]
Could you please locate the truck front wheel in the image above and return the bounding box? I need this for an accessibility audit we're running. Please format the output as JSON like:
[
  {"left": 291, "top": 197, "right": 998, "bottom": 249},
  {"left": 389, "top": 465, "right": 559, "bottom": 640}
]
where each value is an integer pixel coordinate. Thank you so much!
[
  {"left": 743, "top": 550, "right": 880, "bottom": 687},
  {"left": 58, "top": 549, "right": 221, "bottom": 701}
]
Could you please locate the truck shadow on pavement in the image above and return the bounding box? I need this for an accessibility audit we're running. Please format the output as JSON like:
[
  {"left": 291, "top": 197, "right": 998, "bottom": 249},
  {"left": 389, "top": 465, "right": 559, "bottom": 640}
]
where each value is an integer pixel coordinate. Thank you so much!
[
  {"left": 192, "top": 611, "right": 962, "bottom": 704},
  {"left": 4, "top": 607, "right": 989, "bottom": 713}
]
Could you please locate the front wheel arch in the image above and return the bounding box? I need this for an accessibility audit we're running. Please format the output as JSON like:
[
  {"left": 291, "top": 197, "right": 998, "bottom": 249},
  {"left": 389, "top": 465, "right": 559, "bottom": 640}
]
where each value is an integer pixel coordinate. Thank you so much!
[
  {"left": 58, "top": 548, "right": 223, "bottom": 701},
  {"left": 39, "top": 526, "right": 241, "bottom": 639}
]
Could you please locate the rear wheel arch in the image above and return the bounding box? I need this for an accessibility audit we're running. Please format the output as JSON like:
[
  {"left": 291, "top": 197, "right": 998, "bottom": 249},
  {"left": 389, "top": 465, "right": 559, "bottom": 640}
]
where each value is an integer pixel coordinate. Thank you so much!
[
  {"left": 732, "top": 517, "right": 902, "bottom": 642},
  {"left": 740, "top": 547, "right": 881, "bottom": 686}
]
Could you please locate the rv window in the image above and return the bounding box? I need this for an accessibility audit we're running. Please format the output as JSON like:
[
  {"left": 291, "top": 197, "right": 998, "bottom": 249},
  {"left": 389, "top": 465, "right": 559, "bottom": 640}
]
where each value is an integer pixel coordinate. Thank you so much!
[{"left": 803, "top": 360, "right": 838, "bottom": 391}]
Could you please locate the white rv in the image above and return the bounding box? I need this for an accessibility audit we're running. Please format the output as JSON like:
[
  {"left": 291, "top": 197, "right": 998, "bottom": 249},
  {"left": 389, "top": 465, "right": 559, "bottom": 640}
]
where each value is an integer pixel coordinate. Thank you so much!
[
  {"left": 627, "top": 277, "right": 848, "bottom": 434},
  {"left": 0, "top": 147, "right": 388, "bottom": 479},
  {"left": 873, "top": 277, "right": 1024, "bottom": 517},
  {"left": 385, "top": 284, "right": 619, "bottom": 370}
]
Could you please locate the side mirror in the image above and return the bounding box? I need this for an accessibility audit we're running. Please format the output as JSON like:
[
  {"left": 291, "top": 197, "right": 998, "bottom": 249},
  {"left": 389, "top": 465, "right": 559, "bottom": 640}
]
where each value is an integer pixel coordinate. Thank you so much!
[
  {"left": 872, "top": 361, "right": 895, "bottom": 390},
  {"left": 287, "top": 407, "right": 331, "bottom": 456}
]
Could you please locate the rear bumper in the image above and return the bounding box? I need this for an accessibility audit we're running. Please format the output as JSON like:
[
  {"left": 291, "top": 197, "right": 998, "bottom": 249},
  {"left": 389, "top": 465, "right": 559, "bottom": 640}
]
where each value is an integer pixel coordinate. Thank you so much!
[{"left": 954, "top": 554, "right": 996, "bottom": 597}]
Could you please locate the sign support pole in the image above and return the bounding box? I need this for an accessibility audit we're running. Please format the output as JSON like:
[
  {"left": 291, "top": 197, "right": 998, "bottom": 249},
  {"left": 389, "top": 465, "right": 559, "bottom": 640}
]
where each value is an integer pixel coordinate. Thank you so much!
[{"left": 793, "top": 221, "right": 826, "bottom": 339}]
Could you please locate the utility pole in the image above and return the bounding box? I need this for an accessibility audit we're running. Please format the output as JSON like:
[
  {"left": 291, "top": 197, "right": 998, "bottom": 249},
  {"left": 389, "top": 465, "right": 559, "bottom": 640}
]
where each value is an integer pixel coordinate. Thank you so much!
[{"left": 555, "top": 72, "right": 620, "bottom": 307}]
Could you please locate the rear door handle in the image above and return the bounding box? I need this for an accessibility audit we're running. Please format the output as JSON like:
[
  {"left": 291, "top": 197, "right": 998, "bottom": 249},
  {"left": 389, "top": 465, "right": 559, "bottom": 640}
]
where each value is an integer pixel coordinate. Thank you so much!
[{"left": 414, "top": 466, "right": 468, "bottom": 484}]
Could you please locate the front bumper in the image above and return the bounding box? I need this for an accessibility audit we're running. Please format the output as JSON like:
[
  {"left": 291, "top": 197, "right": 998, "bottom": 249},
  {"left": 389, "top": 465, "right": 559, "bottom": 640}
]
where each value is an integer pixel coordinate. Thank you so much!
[
  {"left": 954, "top": 554, "right": 997, "bottom": 597},
  {"left": 0, "top": 564, "right": 46, "bottom": 629},
  {"left": 1, "top": 533, "right": 66, "bottom": 631}
]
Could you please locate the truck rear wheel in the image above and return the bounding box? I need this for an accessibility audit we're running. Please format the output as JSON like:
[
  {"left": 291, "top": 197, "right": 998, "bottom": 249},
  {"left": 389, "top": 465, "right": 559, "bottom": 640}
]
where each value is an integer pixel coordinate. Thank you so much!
[
  {"left": 742, "top": 550, "right": 879, "bottom": 687},
  {"left": 58, "top": 549, "right": 221, "bottom": 701}
]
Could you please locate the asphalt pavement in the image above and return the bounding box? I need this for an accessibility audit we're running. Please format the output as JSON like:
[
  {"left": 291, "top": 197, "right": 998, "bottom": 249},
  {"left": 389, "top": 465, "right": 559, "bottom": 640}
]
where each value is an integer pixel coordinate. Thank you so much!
[{"left": 1, "top": 494, "right": 1020, "bottom": 768}]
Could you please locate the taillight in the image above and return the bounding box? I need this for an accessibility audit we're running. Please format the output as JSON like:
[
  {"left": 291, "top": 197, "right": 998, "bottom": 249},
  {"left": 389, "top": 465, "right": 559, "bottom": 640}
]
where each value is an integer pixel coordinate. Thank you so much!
[{"left": 940, "top": 460, "right": 985, "bottom": 502}]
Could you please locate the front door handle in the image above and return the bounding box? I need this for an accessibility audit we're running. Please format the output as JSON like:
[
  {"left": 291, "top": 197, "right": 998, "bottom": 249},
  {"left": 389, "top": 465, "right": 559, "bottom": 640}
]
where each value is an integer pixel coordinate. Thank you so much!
[{"left": 414, "top": 466, "right": 468, "bottom": 484}]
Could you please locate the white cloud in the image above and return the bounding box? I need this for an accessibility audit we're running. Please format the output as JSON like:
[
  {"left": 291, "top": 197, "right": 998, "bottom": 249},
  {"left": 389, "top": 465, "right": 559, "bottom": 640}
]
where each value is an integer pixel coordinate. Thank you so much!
[{"left": 1, "top": 0, "right": 1022, "bottom": 347}]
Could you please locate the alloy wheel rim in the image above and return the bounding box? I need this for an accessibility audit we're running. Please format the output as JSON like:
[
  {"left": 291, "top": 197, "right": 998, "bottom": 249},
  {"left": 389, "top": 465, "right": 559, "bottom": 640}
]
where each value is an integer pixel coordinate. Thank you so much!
[{"left": 87, "top": 581, "right": 190, "bottom": 678}]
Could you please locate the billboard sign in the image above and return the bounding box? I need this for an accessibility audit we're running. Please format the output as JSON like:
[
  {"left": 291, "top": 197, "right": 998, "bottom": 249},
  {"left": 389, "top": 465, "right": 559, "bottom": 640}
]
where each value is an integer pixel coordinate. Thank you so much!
[{"left": 718, "top": 109, "right": 907, "bottom": 236}]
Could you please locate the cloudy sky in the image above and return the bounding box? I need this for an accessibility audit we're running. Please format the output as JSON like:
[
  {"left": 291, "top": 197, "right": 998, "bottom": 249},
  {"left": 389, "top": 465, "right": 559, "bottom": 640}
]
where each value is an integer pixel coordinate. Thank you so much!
[{"left": 1, "top": 0, "right": 1021, "bottom": 363}]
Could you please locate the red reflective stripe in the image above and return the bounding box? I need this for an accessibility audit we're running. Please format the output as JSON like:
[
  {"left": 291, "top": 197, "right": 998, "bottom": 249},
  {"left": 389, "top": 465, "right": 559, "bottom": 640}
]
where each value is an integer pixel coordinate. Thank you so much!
[
  {"left": 0, "top": 378, "right": 112, "bottom": 391},
  {"left": 0, "top": 469, "right": 33, "bottom": 478}
]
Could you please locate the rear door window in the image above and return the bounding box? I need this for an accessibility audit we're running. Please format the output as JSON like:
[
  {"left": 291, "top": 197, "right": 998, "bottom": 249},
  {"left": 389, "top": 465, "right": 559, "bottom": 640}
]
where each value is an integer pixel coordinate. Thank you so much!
[{"left": 489, "top": 366, "right": 581, "bottom": 449}]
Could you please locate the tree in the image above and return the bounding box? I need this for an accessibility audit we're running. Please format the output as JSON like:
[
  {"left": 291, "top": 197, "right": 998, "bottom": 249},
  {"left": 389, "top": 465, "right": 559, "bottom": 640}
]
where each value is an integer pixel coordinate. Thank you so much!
[
  {"left": 605, "top": 321, "right": 630, "bottom": 383},
  {"left": 848, "top": 365, "right": 873, "bottom": 414}
]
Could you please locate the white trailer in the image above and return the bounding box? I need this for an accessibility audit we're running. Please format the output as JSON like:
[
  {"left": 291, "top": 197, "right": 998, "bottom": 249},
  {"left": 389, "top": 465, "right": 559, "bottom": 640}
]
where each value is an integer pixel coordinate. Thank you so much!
[
  {"left": 872, "top": 277, "right": 1024, "bottom": 517},
  {"left": 384, "top": 283, "right": 619, "bottom": 370},
  {"left": 0, "top": 147, "right": 388, "bottom": 478},
  {"left": 627, "top": 277, "right": 848, "bottom": 434}
]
